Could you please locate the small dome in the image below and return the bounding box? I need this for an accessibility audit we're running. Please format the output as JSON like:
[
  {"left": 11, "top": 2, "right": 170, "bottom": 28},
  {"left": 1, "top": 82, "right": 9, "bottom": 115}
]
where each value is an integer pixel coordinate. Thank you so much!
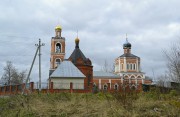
[
  {"left": 123, "top": 39, "right": 131, "bottom": 49},
  {"left": 75, "top": 37, "right": 79, "bottom": 43},
  {"left": 55, "top": 25, "right": 62, "bottom": 30}
]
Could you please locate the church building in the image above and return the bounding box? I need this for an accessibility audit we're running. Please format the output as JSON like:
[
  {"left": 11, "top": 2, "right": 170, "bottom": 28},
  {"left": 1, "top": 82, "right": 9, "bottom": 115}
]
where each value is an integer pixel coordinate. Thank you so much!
[
  {"left": 49, "top": 25, "right": 93, "bottom": 89},
  {"left": 49, "top": 25, "right": 151, "bottom": 91},
  {"left": 114, "top": 36, "right": 149, "bottom": 84}
]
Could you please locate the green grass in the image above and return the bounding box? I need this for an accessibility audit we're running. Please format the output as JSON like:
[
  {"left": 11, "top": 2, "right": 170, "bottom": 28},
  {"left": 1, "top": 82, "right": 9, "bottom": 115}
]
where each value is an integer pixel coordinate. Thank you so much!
[{"left": 0, "top": 90, "right": 180, "bottom": 117}]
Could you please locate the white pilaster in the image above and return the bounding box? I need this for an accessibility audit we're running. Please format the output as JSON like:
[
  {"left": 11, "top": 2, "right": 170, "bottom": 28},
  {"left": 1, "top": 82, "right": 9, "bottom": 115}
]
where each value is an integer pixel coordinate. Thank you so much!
[
  {"left": 109, "top": 79, "right": 111, "bottom": 89},
  {"left": 136, "top": 78, "right": 138, "bottom": 84},
  {"left": 119, "top": 58, "right": 120, "bottom": 72},
  {"left": 136, "top": 58, "right": 139, "bottom": 72},
  {"left": 121, "top": 75, "right": 124, "bottom": 84},
  {"left": 142, "top": 78, "right": 144, "bottom": 84},
  {"left": 99, "top": 79, "right": 101, "bottom": 89},
  {"left": 124, "top": 57, "right": 127, "bottom": 72}
]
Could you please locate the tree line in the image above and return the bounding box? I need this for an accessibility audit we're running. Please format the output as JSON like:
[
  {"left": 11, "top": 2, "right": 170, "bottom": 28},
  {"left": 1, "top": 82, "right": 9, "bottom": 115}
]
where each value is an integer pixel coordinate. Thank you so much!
[{"left": 0, "top": 61, "right": 26, "bottom": 85}]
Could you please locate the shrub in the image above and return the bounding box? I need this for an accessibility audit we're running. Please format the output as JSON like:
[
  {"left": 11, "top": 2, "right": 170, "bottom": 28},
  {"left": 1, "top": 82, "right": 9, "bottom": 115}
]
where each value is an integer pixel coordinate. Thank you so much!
[{"left": 169, "top": 90, "right": 178, "bottom": 96}]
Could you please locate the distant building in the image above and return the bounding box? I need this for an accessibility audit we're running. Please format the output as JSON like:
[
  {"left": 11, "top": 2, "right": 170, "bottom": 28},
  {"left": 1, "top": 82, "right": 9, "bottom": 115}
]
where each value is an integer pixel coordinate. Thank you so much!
[
  {"left": 93, "top": 71, "right": 121, "bottom": 90},
  {"left": 114, "top": 37, "right": 151, "bottom": 84}
]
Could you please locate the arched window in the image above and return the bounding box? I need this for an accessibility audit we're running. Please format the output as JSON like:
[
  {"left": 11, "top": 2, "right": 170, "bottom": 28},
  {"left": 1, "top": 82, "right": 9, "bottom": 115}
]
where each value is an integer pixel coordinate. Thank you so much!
[
  {"left": 55, "top": 58, "right": 61, "bottom": 67},
  {"left": 131, "top": 86, "right": 136, "bottom": 90},
  {"left": 127, "top": 64, "right": 129, "bottom": 70},
  {"left": 133, "top": 64, "right": 136, "bottom": 70},
  {"left": 56, "top": 43, "right": 61, "bottom": 53},
  {"left": 93, "top": 83, "right": 96, "bottom": 87},
  {"left": 130, "top": 64, "right": 132, "bottom": 70},
  {"left": 114, "top": 84, "right": 119, "bottom": 90},
  {"left": 103, "top": 84, "right": 108, "bottom": 90}
]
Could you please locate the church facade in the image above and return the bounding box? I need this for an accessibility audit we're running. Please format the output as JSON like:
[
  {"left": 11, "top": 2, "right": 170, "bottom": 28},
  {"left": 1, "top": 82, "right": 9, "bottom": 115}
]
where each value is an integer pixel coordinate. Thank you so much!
[{"left": 114, "top": 37, "right": 146, "bottom": 84}]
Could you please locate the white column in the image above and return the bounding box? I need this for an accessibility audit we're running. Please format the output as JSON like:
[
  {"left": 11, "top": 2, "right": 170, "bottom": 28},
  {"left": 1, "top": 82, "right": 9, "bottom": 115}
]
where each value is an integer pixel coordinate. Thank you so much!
[
  {"left": 109, "top": 79, "right": 111, "bottom": 89},
  {"left": 121, "top": 75, "right": 124, "bottom": 84},
  {"left": 99, "top": 79, "right": 101, "bottom": 89},
  {"left": 129, "top": 77, "right": 131, "bottom": 84},
  {"left": 124, "top": 57, "right": 127, "bottom": 72},
  {"left": 136, "top": 58, "right": 139, "bottom": 72},
  {"left": 119, "top": 58, "right": 121, "bottom": 72},
  {"left": 142, "top": 78, "right": 144, "bottom": 84}
]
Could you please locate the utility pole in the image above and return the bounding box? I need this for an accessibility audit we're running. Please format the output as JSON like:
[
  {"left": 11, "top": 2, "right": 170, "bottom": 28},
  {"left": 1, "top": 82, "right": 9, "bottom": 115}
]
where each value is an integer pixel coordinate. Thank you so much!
[
  {"left": 35, "top": 39, "right": 45, "bottom": 92},
  {"left": 22, "top": 39, "right": 45, "bottom": 94}
]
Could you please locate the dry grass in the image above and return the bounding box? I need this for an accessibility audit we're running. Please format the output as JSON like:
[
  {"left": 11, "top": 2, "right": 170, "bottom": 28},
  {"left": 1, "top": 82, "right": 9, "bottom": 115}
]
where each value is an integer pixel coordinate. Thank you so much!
[{"left": 0, "top": 91, "right": 180, "bottom": 117}]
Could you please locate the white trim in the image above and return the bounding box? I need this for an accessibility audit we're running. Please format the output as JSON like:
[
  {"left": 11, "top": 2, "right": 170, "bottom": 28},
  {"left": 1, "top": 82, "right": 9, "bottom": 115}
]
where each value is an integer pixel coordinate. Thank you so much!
[
  {"left": 109, "top": 79, "right": 111, "bottom": 89},
  {"left": 124, "top": 57, "right": 127, "bottom": 72},
  {"left": 136, "top": 79, "right": 138, "bottom": 84},
  {"left": 136, "top": 58, "right": 139, "bottom": 72},
  {"left": 99, "top": 79, "right": 101, "bottom": 89},
  {"left": 121, "top": 77, "right": 124, "bottom": 84},
  {"left": 119, "top": 58, "right": 120, "bottom": 72}
]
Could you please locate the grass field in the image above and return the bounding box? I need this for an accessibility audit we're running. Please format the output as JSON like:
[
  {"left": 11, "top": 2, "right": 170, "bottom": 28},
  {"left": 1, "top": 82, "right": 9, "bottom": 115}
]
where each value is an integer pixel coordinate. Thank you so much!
[{"left": 0, "top": 89, "right": 180, "bottom": 117}]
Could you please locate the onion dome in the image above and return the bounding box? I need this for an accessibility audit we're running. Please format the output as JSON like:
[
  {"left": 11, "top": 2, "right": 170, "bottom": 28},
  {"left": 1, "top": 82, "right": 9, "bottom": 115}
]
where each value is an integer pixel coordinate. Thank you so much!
[
  {"left": 75, "top": 37, "right": 80, "bottom": 48},
  {"left": 75, "top": 37, "right": 79, "bottom": 43},
  {"left": 68, "top": 37, "right": 92, "bottom": 66},
  {"left": 55, "top": 25, "right": 62, "bottom": 30},
  {"left": 123, "top": 39, "right": 131, "bottom": 49}
]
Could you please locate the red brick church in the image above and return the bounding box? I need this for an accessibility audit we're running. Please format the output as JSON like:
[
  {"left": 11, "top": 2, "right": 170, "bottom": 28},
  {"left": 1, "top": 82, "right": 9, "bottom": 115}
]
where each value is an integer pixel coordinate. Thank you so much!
[{"left": 49, "top": 25, "right": 152, "bottom": 91}]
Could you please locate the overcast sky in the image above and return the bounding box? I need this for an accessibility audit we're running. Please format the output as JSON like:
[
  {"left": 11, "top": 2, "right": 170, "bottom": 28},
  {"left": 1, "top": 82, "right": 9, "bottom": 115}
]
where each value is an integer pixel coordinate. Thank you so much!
[{"left": 0, "top": 0, "right": 180, "bottom": 82}]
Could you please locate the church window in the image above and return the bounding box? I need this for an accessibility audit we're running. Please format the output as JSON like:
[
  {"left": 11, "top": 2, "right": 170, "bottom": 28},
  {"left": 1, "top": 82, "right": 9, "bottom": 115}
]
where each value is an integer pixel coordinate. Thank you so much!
[
  {"left": 55, "top": 58, "right": 61, "bottom": 67},
  {"left": 93, "top": 83, "right": 96, "bottom": 87},
  {"left": 127, "top": 64, "right": 129, "bottom": 70},
  {"left": 131, "top": 86, "right": 136, "bottom": 90},
  {"left": 103, "top": 84, "right": 108, "bottom": 90},
  {"left": 114, "top": 84, "right": 119, "bottom": 90},
  {"left": 56, "top": 43, "right": 61, "bottom": 53},
  {"left": 130, "top": 64, "right": 132, "bottom": 70},
  {"left": 133, "top": 64, "right": 136, "bottom": 70},
  {"left": 121, "top": 64, "right": 123, "bottom": 70}
]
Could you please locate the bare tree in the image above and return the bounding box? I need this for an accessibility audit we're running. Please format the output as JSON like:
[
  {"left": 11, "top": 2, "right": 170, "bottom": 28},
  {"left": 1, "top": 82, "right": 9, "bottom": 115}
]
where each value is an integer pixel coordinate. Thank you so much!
[
  {"left": 102, "top": 60, "right": 109, "bottom": 72},
  {"left": 1, "top": 61, "right": 27, "bottom": 85},
  {"left": 110, "top": 63, "right": 115, "bottom": 73},
  {"left": 163, "top": 43, "right": 180, "bottom": 83},
  {"left": 156, "top": 74, "right": 168, "bottom": 87}
]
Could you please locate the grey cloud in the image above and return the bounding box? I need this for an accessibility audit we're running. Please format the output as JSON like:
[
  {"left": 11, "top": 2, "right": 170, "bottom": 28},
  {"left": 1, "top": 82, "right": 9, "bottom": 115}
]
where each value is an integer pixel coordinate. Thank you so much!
[{"left": 0, "top": 0, "right": 180, "bottom": 81}]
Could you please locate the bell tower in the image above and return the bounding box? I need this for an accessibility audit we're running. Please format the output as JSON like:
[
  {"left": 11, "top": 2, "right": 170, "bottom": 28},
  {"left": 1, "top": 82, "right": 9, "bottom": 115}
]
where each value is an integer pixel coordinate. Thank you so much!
[{"left": 50, "top": 25, "right": 66, "bottom": 71}]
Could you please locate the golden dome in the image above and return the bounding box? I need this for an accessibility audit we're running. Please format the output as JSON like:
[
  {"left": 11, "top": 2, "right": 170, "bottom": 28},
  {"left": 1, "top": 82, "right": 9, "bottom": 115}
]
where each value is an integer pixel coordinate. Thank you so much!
[
  {"left": 55, "top": 25, "right": 62, "bottom": 30},
  {"left": 75, "top": 37, "right": 80, "bottom": 43}
]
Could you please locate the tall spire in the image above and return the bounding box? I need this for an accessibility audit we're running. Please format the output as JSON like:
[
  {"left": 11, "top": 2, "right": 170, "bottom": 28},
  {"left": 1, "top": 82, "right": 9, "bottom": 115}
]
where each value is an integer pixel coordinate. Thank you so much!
[
  {"left": 77, "top": 30, "right": 78, "bottom": 38},
  {"left": 126, "top": 33, "right": 128, "bottom": 42}
]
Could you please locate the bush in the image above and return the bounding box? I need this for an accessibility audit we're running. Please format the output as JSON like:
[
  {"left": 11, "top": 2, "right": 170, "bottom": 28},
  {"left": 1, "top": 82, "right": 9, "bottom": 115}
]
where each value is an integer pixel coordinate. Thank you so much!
[{"left": 169, "top": 90, "right": 178, "bottom": 96}]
